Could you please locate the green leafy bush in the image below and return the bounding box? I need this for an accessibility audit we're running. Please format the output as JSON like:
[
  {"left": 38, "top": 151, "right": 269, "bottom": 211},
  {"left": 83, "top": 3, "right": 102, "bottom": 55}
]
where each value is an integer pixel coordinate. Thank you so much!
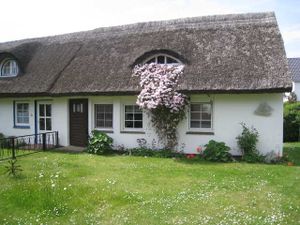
[
  {"left": 236, "top": 123, "right": 264, "bottom": 162},
  {"left": 87, "top": 130, "right": 113, "bottom": 155},
  {"left": 283, "top": 102, "right": 300, "bottom": 142},
  {"left": 202, "top": 140, "right": 232, "bottom": 162}
]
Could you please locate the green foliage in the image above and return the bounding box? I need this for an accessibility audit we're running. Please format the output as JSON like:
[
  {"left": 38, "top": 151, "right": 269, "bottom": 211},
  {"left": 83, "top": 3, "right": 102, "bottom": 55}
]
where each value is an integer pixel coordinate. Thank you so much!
[
  {"left": 202, "top": 140, "right": 232, "bottom": 162},
  {"left": 283, "top": 102, "right": 300, "bottom": 142},
  {"left": 129, "top": 147, "right": 183, "bottom": 158},
  {"left": 151, "top": 105, "right": 187, "bottom": 149},
  {"left": 236, "top": 123, "right": 264, "bottom": 162},
  {"left": 87, "top": 130, "right": 113, "bottom": 155},
  {"left": 5, "top": 159, "right": 22, "bottom": 177},
  {"left": 236, "top": 123, "right": 259, "bottom": 155}
]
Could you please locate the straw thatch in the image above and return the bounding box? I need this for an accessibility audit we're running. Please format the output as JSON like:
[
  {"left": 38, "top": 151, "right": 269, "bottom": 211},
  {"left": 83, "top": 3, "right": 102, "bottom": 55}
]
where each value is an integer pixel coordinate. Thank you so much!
[
  {"left": 288, "top": 58, "right": 300, "bottom": 82},
  {"left": 0, "top": 12, "right": 292, "bottom": 97}
]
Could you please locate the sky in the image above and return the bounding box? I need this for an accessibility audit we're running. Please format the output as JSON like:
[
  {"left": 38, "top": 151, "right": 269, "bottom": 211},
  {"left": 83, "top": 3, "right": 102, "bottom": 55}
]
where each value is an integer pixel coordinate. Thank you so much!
[{"left": 1, "top": 0, "right": 299, "bottom": 57}]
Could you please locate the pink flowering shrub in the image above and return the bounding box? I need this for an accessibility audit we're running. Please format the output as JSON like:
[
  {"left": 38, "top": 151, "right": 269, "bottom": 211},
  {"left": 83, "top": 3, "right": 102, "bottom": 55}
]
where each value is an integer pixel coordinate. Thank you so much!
[{"left": 133, "top": 63, "right": 188, "bottom": 149}]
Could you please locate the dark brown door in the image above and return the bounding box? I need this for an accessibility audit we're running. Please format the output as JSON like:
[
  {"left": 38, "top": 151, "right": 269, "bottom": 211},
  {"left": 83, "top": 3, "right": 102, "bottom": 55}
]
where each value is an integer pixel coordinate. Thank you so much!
[{"left": 69, "top": 99, "right": 88, "bottom": 147}]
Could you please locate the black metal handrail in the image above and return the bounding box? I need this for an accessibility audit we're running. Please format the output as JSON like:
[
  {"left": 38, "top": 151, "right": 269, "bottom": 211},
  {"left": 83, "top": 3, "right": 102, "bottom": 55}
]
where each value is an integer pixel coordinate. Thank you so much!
[{"left": 0, "top": 131, "right": 59, "bottom": 160}]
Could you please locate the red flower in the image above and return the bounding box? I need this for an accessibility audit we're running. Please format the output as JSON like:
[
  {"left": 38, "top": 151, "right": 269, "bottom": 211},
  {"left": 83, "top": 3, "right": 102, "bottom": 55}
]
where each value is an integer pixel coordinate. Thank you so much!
[
  {"left": 196, "top": 146, "right": 202, "bottom": 153},
  {"left": 186, "top": 154, "right": 196, "bottom": 159}
]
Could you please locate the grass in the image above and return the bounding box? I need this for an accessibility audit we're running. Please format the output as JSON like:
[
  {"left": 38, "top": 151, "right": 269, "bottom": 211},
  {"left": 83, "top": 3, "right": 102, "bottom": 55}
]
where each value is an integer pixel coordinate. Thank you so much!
[{"left": 0, "top": 146, "right": 299, "bottom": 224}]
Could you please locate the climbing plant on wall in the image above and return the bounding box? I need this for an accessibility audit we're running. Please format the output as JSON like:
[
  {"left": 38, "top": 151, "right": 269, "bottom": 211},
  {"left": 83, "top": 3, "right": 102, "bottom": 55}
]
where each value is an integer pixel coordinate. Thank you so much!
[{"left": 133, "top": 63, "right": 188, "bottom": 149}]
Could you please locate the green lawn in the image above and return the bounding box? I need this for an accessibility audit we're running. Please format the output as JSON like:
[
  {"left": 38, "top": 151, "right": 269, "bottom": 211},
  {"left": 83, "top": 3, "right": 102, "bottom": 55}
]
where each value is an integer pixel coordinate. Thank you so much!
[{"left": 0, "top": 146, "right": 299, "bottom": 225}]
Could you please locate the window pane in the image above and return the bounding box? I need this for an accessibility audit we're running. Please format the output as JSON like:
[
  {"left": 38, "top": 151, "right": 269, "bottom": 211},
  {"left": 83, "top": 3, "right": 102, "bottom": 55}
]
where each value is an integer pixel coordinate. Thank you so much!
[
  {"left": 97, "top": 105, "right": 105, "bottom": 112},
  {"left": 191, "top": 104, "right": 200, "bottom": 111},
  {"left": 157, "top": 56, "right": 165, "bottom": 64},
  {"left": 106, "top": 113, "right": 113, "bottom": 120},
  {"left": 46, "top": 104, "right": 51, "bottom": 116},
  {"left": 95, "top": 104, "right": 113, "bottom": 128},
  {"left": 134, "top": 121, "right": 143, "bottom": 128},
  {"left": 191, "top": 121, "right": 200, "bottom": 128},
  {"left": 202, "top": 112, "right": 211, "bottom": 120},
  {"left": 191, "top": 112, "right": 200, "bottom": 120},
  {"left": 105, "top": 104, "right": 113, "bottom": 113},
  {"left": 16, "top": 103, "right": 29, "bottom": 124},
  {"left": 39, "top": 104, "right": 45, "bottom": 116},
  {"left": 97, "top": 113, "right": 105, "bottom": 120},
  {"left": 23, "top": 116, "right": 29, "bottom": 124},
  {"left": 201, "top": 121, "right": 211, "bottom": 128},
  {"left": 46, "top": 118, "right": 52, "bottom": 130},
  {"left": 135, "top": 113, "right": 143, "bottom": 121},
  {"left": 17, "top": 117, "right": 23, "bottom": 124},
  {"left": 96, "top": 120, "right": 105, "bottom": 127},
  {"left": 40, "top": 118, "right": 45, "bottom": 130},
  {"left": 134, "top": 105, "right": 142, "bottom": 112},
  {"left": 125, "top": 113, "right": 134, "bottom": 120},
  {"left": 125, "top": 105, "right": 133, "bottom": 112},
  {"left": 146, "top": 57, "right": 156, "bottom": 63},
  {"left": 166, "top": 57, "right": 178, "bottom": 64},
  {"left": 202, "top": 104, "right": 211, "bottom": 113},
  {"left": 125, "top": 121, "right": 133, "bottom": 128},
  {"left": 23, "top": 104, "right": 29, "bottom": 111},
  {"left": 2, "top": 60, "right": 18, "bottom": 76},
  {"left": 17, "top": 104, "right": 23, "bottom": 112},
  {"left": 105, "top": 120, "right": 113, "bottom": 128}
]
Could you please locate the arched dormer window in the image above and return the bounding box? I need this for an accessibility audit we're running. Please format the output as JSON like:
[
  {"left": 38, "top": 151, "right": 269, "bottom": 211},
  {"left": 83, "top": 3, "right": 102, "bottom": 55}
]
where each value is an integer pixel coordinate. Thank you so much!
[
  {"left": 1, "top": 59, "right": 19, "bottom": 77},
  {"left": 144, "top": 54, "right": 181, "bottom": 65}
]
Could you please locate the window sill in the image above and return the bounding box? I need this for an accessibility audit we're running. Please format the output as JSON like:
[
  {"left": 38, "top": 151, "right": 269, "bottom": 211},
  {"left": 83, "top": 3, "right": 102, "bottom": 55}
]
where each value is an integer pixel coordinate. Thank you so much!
[
  {"left": 120, "top": 130, "right": 145, "bottom": 134},
  {"left": 186, "top": 131, "right": 214, "bottom": 135},
  {"left": 94, "top": 129, "right": 114, "bottom": 133},
  {"left": 14, "top": 125, "right": 30, "bottom": 129}
]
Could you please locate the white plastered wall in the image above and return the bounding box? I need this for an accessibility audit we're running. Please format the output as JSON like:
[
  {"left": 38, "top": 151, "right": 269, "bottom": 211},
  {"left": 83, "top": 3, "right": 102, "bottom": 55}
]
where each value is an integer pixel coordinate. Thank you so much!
[{"left": 0, "top": 93, "right": 283, "bottom": 155}]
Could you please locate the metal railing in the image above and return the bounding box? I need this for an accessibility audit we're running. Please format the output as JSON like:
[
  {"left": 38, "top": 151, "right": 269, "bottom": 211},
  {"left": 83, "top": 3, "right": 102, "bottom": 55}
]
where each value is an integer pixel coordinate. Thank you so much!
[{"left": 0, "top": 131, "right": 59, "bottom": 160}]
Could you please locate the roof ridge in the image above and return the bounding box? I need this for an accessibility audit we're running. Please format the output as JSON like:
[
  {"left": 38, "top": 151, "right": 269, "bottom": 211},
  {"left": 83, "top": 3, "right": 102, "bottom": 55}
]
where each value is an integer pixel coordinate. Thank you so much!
[{"left": 0, "top": 11, "right": 276, "bottom": 46}]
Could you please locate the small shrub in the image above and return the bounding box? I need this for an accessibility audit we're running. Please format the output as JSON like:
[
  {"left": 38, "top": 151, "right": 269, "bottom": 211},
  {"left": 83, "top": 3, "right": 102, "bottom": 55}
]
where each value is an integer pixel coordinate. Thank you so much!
[
  {"left": 202, "top": 140, "right": 232, "bottom": 162},
  {"left": 236, "top": 123, "right": 264, "bottom": 162},
  {"left": 130, "top": 147, "right": 155, "bottom": 157},
  {"left": 128, "top": 147, "right": 183, "bottom": 158},
  {"left": 87, "top": 130, "right": 113, "bottom": 155},
  {"left": 283, "top": 102, "right": 300, "bottom": 142},
  {"left": 5, "top": 159, "right": 22, "bottom": 177}
]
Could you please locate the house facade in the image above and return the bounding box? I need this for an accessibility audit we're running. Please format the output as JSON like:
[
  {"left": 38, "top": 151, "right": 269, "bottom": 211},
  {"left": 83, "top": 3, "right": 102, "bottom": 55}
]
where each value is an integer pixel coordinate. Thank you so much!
[
  {"left": 288, "top": 58, "right": 300, "bottom": 99},
  {"left": 0, "top": 12, "right": 292, "bottom": 155}
]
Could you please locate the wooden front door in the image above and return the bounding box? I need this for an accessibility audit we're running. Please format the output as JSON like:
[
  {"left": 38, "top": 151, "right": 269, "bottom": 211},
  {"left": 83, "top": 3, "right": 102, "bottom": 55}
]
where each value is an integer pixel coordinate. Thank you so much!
[{"left": 69, "top": 99, "right": 88, "bottom": 147}]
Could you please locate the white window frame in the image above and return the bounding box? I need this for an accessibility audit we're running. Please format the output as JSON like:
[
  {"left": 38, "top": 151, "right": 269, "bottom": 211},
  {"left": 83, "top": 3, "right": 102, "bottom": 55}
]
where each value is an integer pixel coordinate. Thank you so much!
[
  {"left": 121, "top": 104, "right": 144, "bottom": 132},
  {"left": 94, "top": 104, "right": 114, "bottom": 130},
  {"left": 188, "top": 102, "right": 213, "bottom": 132},
  {"left": 38, "top": 102, "right": 52, "bottom": 132},
  {"left": 15, "top": 102, "right": 30, "bottom": 127},
  {"left": 144, "top": 54, "right": 182, "bottom": 65},
  {"left": 1, "top": 59, "right": 19, "bottom": 77}
]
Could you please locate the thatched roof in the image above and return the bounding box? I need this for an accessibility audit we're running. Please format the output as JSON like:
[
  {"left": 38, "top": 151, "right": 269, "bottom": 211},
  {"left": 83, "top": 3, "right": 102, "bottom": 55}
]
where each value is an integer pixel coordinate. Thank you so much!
[
  {"left": 288, "top": 58, "right": 300, "bottom": 82},
  {"left": 0, "top": 12, "right": 292, "bottom": 97}
]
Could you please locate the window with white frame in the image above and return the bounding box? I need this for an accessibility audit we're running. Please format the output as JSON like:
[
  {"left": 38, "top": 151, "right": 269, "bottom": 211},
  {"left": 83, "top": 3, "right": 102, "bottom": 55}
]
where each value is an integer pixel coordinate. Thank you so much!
[
  {"left": 95, "top": 104, "right": 113, "bottom": 129},
  {"left": 124, "top": 105, "right": 143, "bottom": 129},
  {"left": 1, "top": 59, "right": 19, "bottom": 77},
  {"left": 15, "top": 102, "right": 29, "bottom": 126},
  {"left": 39, "top": 104, "right": 52, "bottom": 131},
  {"left": 145, "top": 54, "right": 181, "bottom": 64},
  {"left": 189, "top": 103, "right": 212, "bottom": 129}
]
